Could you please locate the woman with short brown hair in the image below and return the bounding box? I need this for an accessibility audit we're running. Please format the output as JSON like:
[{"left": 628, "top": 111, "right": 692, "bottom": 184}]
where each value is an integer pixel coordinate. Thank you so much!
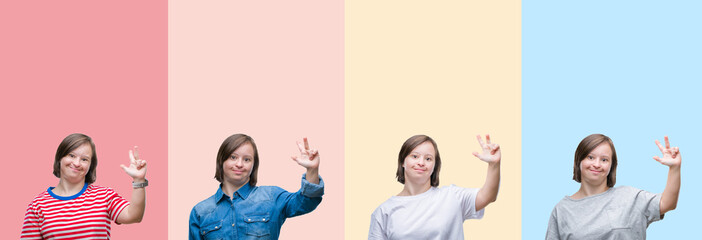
[
  {"left": 369, "top": 134, "right": 502, "bottom": 240},
  {"left": 546, "top": 134, "right": 682, "bottom": 240},
  {"left": 21, "top": 133, "right": 149, "bottom": 239}
]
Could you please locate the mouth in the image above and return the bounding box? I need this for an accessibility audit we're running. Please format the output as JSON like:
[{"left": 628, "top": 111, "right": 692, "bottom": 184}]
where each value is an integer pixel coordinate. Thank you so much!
[
  {"left": 412, "top": 168, "right": 427, "bottom": 173},
  {"left": 68, "top": 166, "right": 83, "bottom": 172},
  {"left": 232, "top": 170, "right": 246, "bottom": 175},
  {"left": 588, "top": 169, "right": 603, "bottom": 174}
]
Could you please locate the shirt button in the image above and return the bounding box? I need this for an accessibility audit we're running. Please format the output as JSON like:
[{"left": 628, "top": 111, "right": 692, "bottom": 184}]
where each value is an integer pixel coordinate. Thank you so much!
[
  {"left": 214, "top": 226, "right": 219, "bottom": 229},
  {"left": 248, "top": 219, "right": 251, "bottom": 221},
  {"left": 262, "top": 218, "right": 266, "bottom": 221},
  {"left": 232, "top": 224, "right": 235, "bottom": 227}
]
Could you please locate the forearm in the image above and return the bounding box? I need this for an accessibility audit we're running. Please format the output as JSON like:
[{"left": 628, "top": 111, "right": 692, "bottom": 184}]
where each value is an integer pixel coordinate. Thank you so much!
[
  {"left": 119, "top": 179, "right": 146, "bottom": 224},
  {"left": 128, "top": 186, "right": 146, "bottom": 221},
  {"left": 660, "top": 165, "right": 681, "bottom": 215},
  {"left": 306, "top": 168, "right": 319, "bottom": 185},
  {"left": 476, "top": 162, "right": 500, "bottom": 210}
]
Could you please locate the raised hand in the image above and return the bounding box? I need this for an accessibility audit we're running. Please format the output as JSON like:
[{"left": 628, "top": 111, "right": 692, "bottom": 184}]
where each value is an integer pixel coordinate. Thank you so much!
[
  {"left": 291, "top": 137, "right": 320, "bottom": 170},
  {"left": 472, "top": 134, "right": 501, "bottom": 164},
  {"left": 654, "top": 136, "right": 681, "bottom": 168},
  {"left": 121, "top": 146, "right": 147, "bottom": 181}
]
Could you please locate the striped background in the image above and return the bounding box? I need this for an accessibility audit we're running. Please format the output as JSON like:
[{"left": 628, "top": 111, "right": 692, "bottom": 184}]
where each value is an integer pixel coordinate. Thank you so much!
[{"left": 2, "top": 0, "right": 699, "bottom": 239}]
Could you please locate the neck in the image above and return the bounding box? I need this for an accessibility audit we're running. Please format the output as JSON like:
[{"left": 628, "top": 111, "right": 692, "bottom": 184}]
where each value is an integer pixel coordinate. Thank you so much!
[
  {"left": 222, "top": 179, "right": 249, "bottom": 199},
  {"left": 399, "top": 180, "right": 431, "bottom": 196},
  {"left": 573, "top": 181, "right": 609, "bottom": 199},
  {"left": 54, "top": 179, "right": 85, "bottom": 197}
]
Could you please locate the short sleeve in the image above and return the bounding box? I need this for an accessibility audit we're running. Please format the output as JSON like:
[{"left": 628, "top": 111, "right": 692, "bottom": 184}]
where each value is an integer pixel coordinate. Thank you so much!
[
  {"left": 20, "top": 202, "right": 42, "bottom": 240},
  {"left": 105, "top": 188, "right": 130, "bottom": 222},
  {"left": 368, "top": 207, "right": 387, "bottom": 240},
  {"left": 447, "top": 185, "right": 484, "bottom": 220},
  {"left": 545, "top": 207, "right": 560, "bottom": 240},
  {"left": 632, "top": 188, "right": 663, "bottom": 224}
]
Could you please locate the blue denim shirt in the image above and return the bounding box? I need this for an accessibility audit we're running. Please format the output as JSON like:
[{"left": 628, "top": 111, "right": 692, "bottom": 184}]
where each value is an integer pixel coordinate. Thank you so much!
[{"left": 189, "top": 174, "right": 324, "bottom": 240}]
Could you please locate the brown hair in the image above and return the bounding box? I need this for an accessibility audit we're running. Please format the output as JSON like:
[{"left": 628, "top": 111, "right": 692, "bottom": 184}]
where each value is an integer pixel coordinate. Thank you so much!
[
  {"left": 396, "top": 135, "right": 441, "bottom": 187},
  {"left": 53, "top": 133, "right": 98, "bottom": 184},
  {"left": 573, "top": 133, "right": 618, "bottom": 187},
  {"left": 215, "top": 134, "right": 260, "bottom": 186}
]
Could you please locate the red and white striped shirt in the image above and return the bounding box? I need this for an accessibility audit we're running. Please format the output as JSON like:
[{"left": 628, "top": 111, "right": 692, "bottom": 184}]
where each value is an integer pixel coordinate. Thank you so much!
[{"left": 21, "top": 184, "right": 129, "bottom": 240}]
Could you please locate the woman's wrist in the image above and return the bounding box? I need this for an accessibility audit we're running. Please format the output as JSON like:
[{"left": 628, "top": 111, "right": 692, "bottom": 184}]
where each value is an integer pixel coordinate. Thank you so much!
[{"left": 306, "top": 167, "right": 319, "bottom": 176}]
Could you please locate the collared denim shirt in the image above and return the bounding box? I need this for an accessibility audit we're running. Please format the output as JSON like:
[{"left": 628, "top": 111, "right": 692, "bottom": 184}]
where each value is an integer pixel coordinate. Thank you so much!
[{"left": 189, "top": 174, "right": 324, "bottom": 240}]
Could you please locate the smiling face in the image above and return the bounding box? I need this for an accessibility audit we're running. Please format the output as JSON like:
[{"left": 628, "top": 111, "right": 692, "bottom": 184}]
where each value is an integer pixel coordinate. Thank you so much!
[
  {"left": 402, "top": 141, "right": 436, "bottom": 186},
  {"left": 222, "top": 142, "right": 255, "bottom": 186},
  {"left": 573, "top": 134, "right": 618, "bottom": 188},
  {"left": 59, "top": 143, "right": 93, "bottom": 184},
  {"left": 579, "top": 142, "right": 612, "bottom": 187}
]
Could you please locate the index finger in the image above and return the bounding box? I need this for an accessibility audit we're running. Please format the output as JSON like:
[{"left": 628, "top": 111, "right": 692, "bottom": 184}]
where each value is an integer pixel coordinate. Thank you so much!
[
  {"left": 664, "top": 136, "right": 670, "bottom": 149},
  {"left": 129, "top": 149, "right": 136, "bottom": 163},
  {"left": 476, "top": 135, "right": 485, "bottom": 148},
  {"left": 654, "top": 140, "right": 665, "bottom": 152},
  {"left": 133, "top": 146, "right": 140, "bottom": 160},
  {"left": 297, "top": 141, "right": 306, "bottom": 152},
  {"left": 304, "top": 137, "right": 310, "bottom": 150},
  {"left": 485, "top": 134, "right": 492, "bottom": 145}
]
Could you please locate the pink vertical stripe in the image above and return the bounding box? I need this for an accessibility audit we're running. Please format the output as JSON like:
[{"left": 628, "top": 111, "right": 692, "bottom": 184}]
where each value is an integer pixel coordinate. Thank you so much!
[{"left": 0, "top": 0, "right": 167, "bottom": 239}]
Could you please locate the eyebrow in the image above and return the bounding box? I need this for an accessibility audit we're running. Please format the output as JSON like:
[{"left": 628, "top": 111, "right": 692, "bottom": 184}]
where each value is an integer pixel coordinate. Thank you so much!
[
  {"left": 231, "top": 153, "right": 254, "bottom": 158},
  {"left": 72, "top": 152, "right": 91, "bottom": 158},
  {"left": 411, "top": 152, "right": 434, "bottom": 157}
]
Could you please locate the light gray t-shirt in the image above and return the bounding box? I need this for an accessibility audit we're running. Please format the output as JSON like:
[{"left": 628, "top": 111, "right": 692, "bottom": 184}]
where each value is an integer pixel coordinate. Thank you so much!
[
  {"left": 368, "top": 185, "right": 484, "bottom": 240},
  {"left": 546, "top": 186, "right": 663, "bottom": 240}
]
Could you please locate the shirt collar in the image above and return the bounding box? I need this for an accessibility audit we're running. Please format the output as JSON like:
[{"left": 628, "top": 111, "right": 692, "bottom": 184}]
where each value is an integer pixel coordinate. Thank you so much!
[
  {"left": 235, "top": 182, "right": 253, "bottom": 200},
  {"left": 216, "top": 182, "right": 254, "bottom": 202}
]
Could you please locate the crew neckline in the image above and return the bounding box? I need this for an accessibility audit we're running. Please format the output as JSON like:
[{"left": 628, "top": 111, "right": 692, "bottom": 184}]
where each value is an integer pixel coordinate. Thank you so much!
[
  {"left": 392, "top": 186, "right": 437, "bottom": 200},
  {"left": 48, "top": 183, "right": 88, "bottom": 200},
  {"left": 565, "top": 186, "right": 614, "bottom": 201}
]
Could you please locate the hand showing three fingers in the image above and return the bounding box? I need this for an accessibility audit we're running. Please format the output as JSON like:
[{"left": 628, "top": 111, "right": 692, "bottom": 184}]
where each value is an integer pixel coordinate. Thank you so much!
[
  {"left": 473, "top": 134, "right": 501, "bottom": 164},
  {"left": 654, "top": 136, "right": 681, "bottom": 168},
  {"left": 121, "top": 146, "right": 147, "bottom": 181},
  {"left": 291, "top": 138, "right": 320, "bottom": 170}
]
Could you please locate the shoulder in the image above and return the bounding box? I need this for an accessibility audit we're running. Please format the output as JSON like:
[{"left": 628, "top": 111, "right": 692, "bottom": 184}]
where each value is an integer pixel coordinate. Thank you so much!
[
  {"left": 611, "top": 185, "right": 645, "bottom": 196},
  {"left": 192, "top": 193, "right": 219, "bottom": 215},
  {"left": 86, "top": 185, "right": 116, "bottom": 194},
  {"left": 550, "top": 196, "right": 575, "bottom": 212},
  {"left": 251, "top": 185, "right": 287, "bottom": 196},
  {"left": 27, "top": 190, "right": 51, "bottom": 208},
  {"left": 371, "top": 197, "right": 397, "bottom": 217},
  {"left": 613, "top": 185, "right": 638, "bottom": 192},
  {"left": 440, "top": 184, "right": 479, "bottom": 196},
  {"left": 83, "top": 185, "right": 123, "bottom": 200},
  {"left": 255, "top": 185, "right": 284, "bottom": 192}
]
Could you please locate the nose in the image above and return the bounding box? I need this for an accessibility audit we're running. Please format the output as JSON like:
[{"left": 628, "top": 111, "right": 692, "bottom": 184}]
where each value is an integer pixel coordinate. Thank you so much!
[
  {"left": 593, "top": 159, "right": 601, "bottom": 168},
  {"left": 417, "top": 158, "right": 426, "bottom": 166},
  {"left": 234, "top": 159, "right": 244, "bottom": 168}
]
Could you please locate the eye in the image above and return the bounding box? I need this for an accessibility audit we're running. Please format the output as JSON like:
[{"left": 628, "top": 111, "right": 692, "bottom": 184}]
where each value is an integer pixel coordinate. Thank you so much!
[
  {"left": 426, "top": 157, "right": 433, "bottom": 162},
  {"left": 69, "top": 153, "right": 76, "bottom": 158},
  {"left": 602, "top": 158, "right": 608, "bottom": 162},
  {"left": 411, "top": 154, "right": 418, "bottom": 159},
  {"left": 587, "top": 155, "right": 594, "bottom": 160},
  {"left": 82, "top": 158, "right": 89, "bottom": 162},
  {"left": 230, "top": 155, "right": 237, "bottom": 160},
  {"left": 244, "top": 157, "right": 252, "bottom": 162}
]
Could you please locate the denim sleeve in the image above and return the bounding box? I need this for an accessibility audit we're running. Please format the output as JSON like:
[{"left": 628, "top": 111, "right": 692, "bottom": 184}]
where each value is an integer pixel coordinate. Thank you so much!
[
  {"left": 279, "top": 173, "right": 325, "bottom": 218},
  {"left": 189, "top": 207, "right": 202, "bottom": 240}
]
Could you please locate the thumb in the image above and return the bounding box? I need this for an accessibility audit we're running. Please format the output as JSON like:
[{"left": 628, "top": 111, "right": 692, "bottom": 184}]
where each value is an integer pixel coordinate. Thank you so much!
[
  {"left": 120, "top": 164, "right": 128, "bottom": 171},
  {"left": 472, "top": 152, "right": 480, "bottom": 158}
]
